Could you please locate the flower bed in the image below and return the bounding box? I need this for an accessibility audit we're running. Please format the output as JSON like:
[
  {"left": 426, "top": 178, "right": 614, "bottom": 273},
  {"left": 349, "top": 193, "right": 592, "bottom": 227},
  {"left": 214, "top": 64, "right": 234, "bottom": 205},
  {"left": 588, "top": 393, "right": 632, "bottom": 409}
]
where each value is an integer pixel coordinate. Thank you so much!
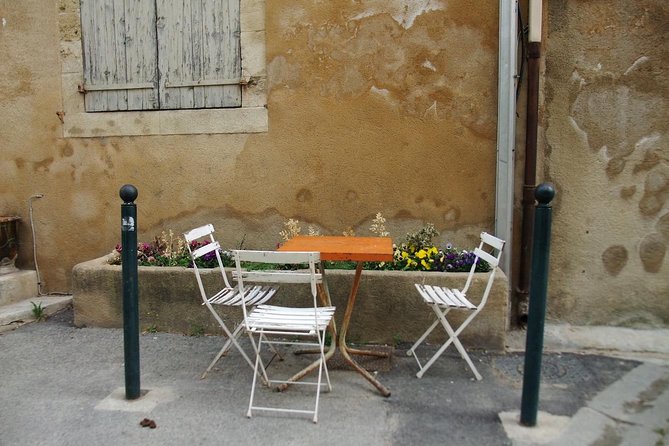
[
  {"left": 75, "top": 218, "right": 508, "bottom": 350},
  {"left": 72, "top": 256, "right": 509, "bottom": 351},
  {"left": 108, "top": 219, "right": 492, "bottom": 274}
]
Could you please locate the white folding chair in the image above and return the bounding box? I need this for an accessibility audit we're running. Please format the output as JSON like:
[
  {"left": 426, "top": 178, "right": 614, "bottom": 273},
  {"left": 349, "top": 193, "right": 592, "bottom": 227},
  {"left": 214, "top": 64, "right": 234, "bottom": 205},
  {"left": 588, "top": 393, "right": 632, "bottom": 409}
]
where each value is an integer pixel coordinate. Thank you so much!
[
  {"left": 233, "top": 250, "right": 335, "bottom": 424},
  {"left": 184, "top": 225, "right": 278, "bottom": 379},
  {"left": 407, "top": 232, "right": 505, "bottom": 380}
]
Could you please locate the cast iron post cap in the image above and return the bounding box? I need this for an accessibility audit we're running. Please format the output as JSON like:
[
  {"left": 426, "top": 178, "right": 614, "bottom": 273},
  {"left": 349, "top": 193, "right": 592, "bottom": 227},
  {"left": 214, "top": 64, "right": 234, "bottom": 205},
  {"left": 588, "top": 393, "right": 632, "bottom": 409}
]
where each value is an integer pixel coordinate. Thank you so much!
[
  {"left": 119, "top": 184, "right": 138, "bottom": 203},
  {"left": 535, "top": 183, "right": 555, "bottom": 205}
]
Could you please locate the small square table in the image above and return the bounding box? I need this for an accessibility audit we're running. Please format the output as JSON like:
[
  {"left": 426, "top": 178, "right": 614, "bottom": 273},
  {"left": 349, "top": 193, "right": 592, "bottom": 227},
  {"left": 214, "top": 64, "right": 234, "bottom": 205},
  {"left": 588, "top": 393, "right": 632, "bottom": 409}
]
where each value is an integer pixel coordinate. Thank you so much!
[{"left": 278, "top": 235, "right": 394, "bottom": 397}]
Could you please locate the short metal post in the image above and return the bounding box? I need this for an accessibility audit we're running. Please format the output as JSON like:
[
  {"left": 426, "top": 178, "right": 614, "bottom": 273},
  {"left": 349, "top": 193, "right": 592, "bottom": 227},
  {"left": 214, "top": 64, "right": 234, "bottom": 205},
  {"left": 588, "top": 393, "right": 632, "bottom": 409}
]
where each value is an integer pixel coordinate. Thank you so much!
[
  {"left": 520, "top": 183, "right": 556, "bottom": 426},
  {"left": 120, "top": 184, "right": 141, "bottom": 400}
]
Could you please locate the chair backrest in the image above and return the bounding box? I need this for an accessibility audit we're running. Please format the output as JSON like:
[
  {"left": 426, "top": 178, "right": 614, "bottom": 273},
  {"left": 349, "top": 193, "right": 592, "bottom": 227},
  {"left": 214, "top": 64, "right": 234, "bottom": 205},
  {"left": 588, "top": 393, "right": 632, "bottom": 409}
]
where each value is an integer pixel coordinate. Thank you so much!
[
  {"left": 183, "top": 224, "right": 232, "bottom": 303},
  {"left": 461, "top": 232, "right": 505, "bottom": 308},
  {"left": 232, "top": 250, "right": 322, "bottom": 325}
]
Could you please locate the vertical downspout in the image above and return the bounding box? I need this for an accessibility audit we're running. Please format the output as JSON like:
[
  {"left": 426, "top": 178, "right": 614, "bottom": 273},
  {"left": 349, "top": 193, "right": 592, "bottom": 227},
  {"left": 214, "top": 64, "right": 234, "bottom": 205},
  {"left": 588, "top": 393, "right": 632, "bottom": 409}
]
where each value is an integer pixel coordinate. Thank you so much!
[
  {"left": 495, "top": 0, "right": 518, "bottom": 284},
  {"left": 517, "top": 0, "right": 542, "bottom": 324}
]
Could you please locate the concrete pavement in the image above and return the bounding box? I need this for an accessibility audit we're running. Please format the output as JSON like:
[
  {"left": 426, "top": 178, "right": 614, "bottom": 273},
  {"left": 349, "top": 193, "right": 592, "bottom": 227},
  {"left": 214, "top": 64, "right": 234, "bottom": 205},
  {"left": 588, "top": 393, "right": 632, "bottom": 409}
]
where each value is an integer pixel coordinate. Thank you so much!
[{"left": 0, "top": 306, "right": 667, "bottom": 445}]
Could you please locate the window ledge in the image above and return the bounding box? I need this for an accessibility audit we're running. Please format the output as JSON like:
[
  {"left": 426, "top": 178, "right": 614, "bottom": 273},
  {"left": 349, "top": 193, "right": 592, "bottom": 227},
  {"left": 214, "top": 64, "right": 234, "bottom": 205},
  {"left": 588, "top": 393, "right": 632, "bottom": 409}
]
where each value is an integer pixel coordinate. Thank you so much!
[{"left": 62, "top": 107, "right": 268, "bottom": 138}]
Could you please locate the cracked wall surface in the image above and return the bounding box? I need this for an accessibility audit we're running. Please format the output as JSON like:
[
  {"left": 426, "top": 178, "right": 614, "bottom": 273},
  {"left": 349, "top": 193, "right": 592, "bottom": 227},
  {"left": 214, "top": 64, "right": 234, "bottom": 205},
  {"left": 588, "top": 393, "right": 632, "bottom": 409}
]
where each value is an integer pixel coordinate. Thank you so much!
[
  {"left": 0, "top": 0, "right": 499, "bottom": 292},
  {"left": 544, "top": 1, "right": 669, "bottom": 326}
]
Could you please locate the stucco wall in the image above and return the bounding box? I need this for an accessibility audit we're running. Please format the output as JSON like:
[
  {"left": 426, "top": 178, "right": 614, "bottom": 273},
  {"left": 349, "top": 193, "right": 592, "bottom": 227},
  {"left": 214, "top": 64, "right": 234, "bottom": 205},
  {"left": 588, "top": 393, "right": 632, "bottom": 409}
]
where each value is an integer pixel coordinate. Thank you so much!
[
  {"left": 5, "top": 1, "right": 665, "bottom": 330},
  {"left": 1, "top": 1, "right": 499, "bottom": 293},
  {"left": 543, "top": 1, "right": 669, "bottom": 326}
]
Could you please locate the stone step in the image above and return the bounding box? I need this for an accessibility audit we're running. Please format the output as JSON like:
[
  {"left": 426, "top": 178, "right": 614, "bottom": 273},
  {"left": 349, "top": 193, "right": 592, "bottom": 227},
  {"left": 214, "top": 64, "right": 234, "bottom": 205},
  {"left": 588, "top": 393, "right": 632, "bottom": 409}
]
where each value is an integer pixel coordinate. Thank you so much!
[
  {"left": 0, "top": 295, "right": 72, "bottom": 333},
  {"left": 0, "top": 270, "right": 39, "bottom": 306}
]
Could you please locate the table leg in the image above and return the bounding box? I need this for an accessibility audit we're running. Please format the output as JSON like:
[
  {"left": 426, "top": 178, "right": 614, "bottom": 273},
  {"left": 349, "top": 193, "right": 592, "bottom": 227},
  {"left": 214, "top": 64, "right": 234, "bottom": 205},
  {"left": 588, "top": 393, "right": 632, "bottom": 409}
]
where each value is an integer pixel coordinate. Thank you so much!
[{"left": 338, "top": 262, "right": 391, "bottom": 397}]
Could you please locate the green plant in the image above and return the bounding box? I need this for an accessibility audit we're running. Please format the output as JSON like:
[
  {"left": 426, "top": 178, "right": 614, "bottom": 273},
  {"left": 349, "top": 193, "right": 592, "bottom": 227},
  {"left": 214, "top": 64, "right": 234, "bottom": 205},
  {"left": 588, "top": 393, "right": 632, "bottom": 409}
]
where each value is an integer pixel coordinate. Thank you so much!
[
  {"left": 404, "top": 223, "right": 439, "bottom": 251},
  {"left": 109, "top": 229, "right": 235, "bottom": 268},
  {"left": 279, "top": 218, "right": 301, "bottom": 241},
  {"left": 144, "top": 324, "right": 158, "bottom": 334},
  {"left": 369, "top": 213, "right": 390, "bottom": 237},
  {"left": 30, "top": 301, "right": 46, "bottom": 322},
  {"left": 189, "top": 324, "right": 205, "bottom": 337}
]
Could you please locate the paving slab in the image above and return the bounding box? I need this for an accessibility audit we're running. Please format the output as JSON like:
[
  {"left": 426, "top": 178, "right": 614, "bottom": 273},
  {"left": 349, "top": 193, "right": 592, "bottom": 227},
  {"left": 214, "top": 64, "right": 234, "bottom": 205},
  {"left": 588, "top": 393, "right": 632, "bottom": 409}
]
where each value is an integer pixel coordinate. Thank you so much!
[{"left": 549, "top": 363, "right": 669, "bottom": 446}]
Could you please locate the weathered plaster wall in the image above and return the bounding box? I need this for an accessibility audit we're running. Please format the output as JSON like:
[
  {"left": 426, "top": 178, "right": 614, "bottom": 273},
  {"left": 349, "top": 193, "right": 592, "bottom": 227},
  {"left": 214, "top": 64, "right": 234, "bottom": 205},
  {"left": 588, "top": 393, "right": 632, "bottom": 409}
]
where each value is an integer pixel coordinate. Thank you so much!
[
  {"left": 544, "top": 1, "right": 669, "bottom": 326},
  {"left": 0, "top": 1, "right": 499, "bottom": 293}
]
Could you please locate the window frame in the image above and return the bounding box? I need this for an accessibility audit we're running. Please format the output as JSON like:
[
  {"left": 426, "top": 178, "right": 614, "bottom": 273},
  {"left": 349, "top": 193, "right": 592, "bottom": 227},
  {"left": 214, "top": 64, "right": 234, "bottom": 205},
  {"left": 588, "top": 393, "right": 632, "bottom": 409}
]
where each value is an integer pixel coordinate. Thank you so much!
[{"left": 58, "top": 0, "right": 267, "bottom": 137}]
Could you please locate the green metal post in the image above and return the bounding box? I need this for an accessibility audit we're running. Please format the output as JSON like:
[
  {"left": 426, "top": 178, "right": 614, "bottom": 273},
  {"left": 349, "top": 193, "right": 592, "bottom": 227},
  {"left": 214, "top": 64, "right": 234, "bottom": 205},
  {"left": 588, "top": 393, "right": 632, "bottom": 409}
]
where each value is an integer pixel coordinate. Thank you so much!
[
  {"left": 120, "top": 184, "right": 140, "bottom": 400},
  {"left": 520, "top": 183, "right": 556, "bottom": 426}
]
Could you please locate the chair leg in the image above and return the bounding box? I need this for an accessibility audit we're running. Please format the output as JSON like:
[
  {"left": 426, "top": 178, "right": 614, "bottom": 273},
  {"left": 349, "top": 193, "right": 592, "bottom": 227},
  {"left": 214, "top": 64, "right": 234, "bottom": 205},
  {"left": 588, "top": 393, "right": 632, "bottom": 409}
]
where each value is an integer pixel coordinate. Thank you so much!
[
  {"left": 201, "top": 323, "right": 245, "bottom": 379},
  {"left": 247, "top": 334, "right": 259, "bottom": 419},
  {"left": 318, "top": 328, "right": 332, "bottom": 392},
  {"left": 313, "top": 358, "right": 323, "bottom": 424},
  {"left": 416, "top": 306, "right": 453, "bottom": 378},
  {"left": 438, "top": 311, "right": 482, "bottom": 381},
  {"left": 206, "top": 306, "right": 258, "bottom": 374},
  {"left": 311, "top": 329, "right": 331, "bottom": 424},
  {"left": 416, "top": 306, "right": 482, "bottom": 380},
  {"left": 406, "top": 316, "right": 441, "bottom": 362},
  {"left": 247, "top": 331, "right": 272, "bottom": 418}
]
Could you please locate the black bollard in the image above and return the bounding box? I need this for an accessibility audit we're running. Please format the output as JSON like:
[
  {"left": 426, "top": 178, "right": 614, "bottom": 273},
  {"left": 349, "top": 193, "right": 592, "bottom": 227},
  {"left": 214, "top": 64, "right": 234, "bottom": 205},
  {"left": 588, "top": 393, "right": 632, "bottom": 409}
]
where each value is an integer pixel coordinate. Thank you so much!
[
  {"left": 520, "top": 183, "right": 556, "bottom": 426},
  {"left": 120, "top": 184, "right": 141, "bottom": 400}
]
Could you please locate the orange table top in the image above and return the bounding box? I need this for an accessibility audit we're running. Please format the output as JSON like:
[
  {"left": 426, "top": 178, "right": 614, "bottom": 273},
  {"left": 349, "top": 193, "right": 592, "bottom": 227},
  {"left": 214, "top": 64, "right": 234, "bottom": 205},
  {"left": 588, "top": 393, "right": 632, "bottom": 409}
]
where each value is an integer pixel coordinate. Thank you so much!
[{"left": 278, "top": 236, "right": 394, "bottom": 262}]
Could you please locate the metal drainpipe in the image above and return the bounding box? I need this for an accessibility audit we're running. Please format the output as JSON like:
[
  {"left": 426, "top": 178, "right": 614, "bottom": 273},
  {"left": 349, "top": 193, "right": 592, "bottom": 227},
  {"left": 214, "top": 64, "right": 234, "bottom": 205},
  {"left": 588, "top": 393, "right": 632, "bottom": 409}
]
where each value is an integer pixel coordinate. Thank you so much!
[
  {"left": 517, "top": 7, "right": 542, "bottom": 324},
  {"left": 495, "top": 0, "right": 518, "bottom": 283}
]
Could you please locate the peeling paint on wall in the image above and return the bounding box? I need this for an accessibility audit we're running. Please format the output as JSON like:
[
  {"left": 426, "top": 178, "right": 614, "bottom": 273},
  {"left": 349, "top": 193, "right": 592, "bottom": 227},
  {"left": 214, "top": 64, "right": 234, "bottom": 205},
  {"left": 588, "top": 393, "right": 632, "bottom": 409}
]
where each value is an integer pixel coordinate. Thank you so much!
[
  {"left": 545, "top": 0, "right": 669, "bottom": 326},
  {"left": 348, "top": 0, "right": 446, "bottom": 30}
]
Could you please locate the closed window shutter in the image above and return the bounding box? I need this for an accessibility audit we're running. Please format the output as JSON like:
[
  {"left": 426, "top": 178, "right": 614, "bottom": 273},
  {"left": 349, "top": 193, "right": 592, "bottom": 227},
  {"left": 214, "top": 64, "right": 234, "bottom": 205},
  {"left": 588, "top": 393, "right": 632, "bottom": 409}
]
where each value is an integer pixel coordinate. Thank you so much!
[
  {"left": 80, "top": 0, "right": 159, "bottom": 112},
  {"left": 157, "top": 0, "right": 242, "bottom": 110}
]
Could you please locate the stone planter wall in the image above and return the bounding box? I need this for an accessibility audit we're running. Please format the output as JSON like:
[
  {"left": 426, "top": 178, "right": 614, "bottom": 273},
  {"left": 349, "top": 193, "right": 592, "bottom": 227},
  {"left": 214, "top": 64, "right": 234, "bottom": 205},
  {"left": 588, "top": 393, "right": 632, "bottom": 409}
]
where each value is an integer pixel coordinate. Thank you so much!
[{"left": 72, "top": 256, "right": 509, "bottom": 351}]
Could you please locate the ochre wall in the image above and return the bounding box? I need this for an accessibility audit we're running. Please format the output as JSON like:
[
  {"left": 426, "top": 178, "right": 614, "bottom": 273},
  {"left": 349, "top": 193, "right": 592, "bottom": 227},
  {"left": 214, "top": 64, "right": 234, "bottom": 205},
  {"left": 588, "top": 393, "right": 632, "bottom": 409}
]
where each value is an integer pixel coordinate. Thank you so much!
[
  {"left": 543, "top": 1, "right": 669, "bottom": 326},
  {"left": 5, "top": 1, "right": 666, "bottom": 330},
  {"left": 1, "top": 1, "right": 499, "bottom": 293}
]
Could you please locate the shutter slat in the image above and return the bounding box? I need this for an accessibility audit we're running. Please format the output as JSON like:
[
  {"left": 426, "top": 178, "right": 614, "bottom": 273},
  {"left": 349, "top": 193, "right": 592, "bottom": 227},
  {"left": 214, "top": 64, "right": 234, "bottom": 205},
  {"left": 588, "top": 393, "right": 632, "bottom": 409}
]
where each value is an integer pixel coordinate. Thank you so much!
[
  {"left": 125, "top": 0, "right": 158, "bottom": 109},
  {"left": 111, "top": 0, "right": 128, "bottom": 111}
]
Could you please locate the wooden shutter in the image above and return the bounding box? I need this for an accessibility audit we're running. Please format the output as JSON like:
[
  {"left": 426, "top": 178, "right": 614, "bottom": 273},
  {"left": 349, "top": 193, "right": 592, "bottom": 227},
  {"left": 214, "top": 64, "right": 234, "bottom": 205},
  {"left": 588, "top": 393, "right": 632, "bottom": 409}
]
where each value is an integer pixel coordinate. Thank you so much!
[
  {"left": 80, "top": 0, "right": 159, "bottom": 111},
  {"left": 157, "top": 0, "right": 242, "bottom": 109}
]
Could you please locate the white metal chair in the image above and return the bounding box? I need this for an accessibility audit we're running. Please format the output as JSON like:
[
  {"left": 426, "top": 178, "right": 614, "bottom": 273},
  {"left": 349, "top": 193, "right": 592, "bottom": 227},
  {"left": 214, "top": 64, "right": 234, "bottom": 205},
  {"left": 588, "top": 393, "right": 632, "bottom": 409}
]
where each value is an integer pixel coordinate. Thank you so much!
[
  {"left": 407, "top": 232, "right": 505, "bottom": 380},
  {"left": 184, "top": 224, "right": 278, "bottom": 379},
  {"left": 233, "top": 249, "right": 336, "bottom": 424}
]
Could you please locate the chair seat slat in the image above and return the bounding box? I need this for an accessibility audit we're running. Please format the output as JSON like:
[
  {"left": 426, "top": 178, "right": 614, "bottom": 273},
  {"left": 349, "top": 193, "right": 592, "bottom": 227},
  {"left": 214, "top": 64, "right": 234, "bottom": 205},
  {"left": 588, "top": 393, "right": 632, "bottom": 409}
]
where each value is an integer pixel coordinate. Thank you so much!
[
  {"left": 452, "top": 289, "right": 476, "bottom": 309},
  {"left": 443, "top": 288, "right": 475, "bottom": 309},
  {"left": 424, "top": 284, "right": 450, "bottom": 306},
  {"left": 206, "top": 286, "right": 279, "bottom": 307}
]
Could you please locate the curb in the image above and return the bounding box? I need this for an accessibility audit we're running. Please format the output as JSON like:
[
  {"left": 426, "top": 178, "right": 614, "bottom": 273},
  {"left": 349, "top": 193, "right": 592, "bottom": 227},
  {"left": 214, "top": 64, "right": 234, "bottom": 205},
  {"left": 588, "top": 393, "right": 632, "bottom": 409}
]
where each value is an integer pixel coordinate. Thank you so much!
[{"left": 0, "top": 295, "right": 73, "bottom": 332}]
